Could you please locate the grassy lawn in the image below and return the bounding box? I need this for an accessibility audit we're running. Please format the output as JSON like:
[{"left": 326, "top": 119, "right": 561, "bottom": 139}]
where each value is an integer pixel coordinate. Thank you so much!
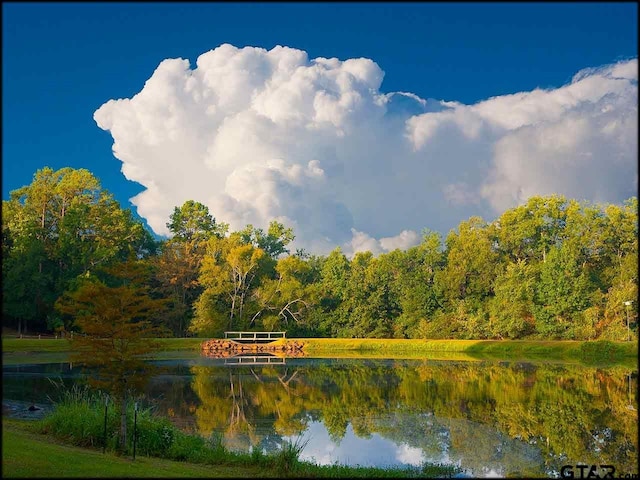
[
  {"left": 2, "top": 337, "right": 205, "bottom": 366},
  {"left": 297, "top": 338, "right": 637, "bottom": 365},
  {"left": 1, "top": 337, "right": 203, "bottom": 353},
  {"left": 2, "top": 419, "right": 273, "bottom": 478}
]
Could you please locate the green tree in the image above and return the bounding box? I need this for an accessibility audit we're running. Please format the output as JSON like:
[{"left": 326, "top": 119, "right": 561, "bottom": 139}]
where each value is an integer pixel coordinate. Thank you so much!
[
  {"left": 55, "top": 259, "right": 168, "bottom": 451},
  {"left": 488, "top": 260, "right": 537, "bottom": 339},
  {"left": 317, "top": 247, "right": 351, "bottom": 336},
  {"left": 3, "top": 167, "right": 154, "bottom": 333},
  {"left": 493, "top": 195, "right": 568, "bottom": 264},
  {"left": 336, "top": 251, "right": 400, "bottom": 338},
  {"left": 436, "top": 217, "right": 499, "bottom": 337},
  {"left": 239, "top": 221, "right": 295, "bottom": 258},
  {"left": 534, "top": 244, "right": 594, "bottom": 338},
  {"left": 152, "top": 201, "right": 227, "bottom": 336},
  {"left": 191, "top": 233, "right": 271, "bottom": 335},
  {"left": 252, "top": 255, "right": 317, "bottom": 332},
  {"left": 394, "top": 230, "right": 445, "bottom": 338},
  {"left": 166, "top": 200, "right": 228, "bottom": 242}
]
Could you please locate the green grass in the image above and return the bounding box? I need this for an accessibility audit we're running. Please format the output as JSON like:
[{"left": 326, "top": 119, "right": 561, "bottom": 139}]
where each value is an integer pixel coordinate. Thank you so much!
[
  {"left": 1, "top": 337, "right": 205, "bottom": 366},
  {"left": 296, "top": 338, "right": 638, "bottom": 365},
  {"left": 2, "top": 419, "right": 272, "bottom": 478},
  {"left": 2, "top": 337, "right": 75, "bottom": 353},
  {"left": 4, "top": 336, "right": 636, "bottom": 365},
  {"left": 1, "top": 337, "right": 203, "bottom": 353}
]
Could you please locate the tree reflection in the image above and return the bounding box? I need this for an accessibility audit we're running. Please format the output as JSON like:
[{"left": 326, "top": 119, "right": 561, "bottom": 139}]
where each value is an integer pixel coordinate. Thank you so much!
[{"left": 188, "top": 360, "right": 637, "bottom": 474}]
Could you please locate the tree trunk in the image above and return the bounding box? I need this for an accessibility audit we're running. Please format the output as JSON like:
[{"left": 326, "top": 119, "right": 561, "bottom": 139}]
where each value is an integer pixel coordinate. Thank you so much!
[{"left": 119, "top": 395, "right": 127, "bottom": 452}]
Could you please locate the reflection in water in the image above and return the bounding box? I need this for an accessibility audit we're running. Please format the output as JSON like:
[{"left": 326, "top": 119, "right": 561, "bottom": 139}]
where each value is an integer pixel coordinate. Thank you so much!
[
  {"left": 186, "top": 360, "right": 637, "bottom": 477},
  {"left": 3, "top": 358, "right": 637, "bottom": 477},
  {"left": 288, "top": 421, "right": 434, "bottom": 468},
  {"left": 224, "top": 355, "right": 286, "bottom": 366}
]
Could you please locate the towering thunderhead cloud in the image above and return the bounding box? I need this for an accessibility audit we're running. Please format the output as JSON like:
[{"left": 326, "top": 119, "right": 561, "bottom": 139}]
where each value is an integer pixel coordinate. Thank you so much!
[{"left": 95, "top": 44, "right": 637, "bottom": 255}]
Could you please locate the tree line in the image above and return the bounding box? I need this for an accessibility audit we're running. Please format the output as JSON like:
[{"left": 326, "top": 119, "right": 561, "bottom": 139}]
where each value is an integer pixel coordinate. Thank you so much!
[{"left": 3, "top": 166, "right": 637, "bottom": 341}]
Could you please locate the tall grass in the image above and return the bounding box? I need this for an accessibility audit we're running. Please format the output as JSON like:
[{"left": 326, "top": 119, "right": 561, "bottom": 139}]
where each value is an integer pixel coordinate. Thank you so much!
[
  {"left": 273, "top": 436, "right": 309, "bottom": 474},
  {"left": 41, "top": 382, "right": 113, "bottom": 449}
]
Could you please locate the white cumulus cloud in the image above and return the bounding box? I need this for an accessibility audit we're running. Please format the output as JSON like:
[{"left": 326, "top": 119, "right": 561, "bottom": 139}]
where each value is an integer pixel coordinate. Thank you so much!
[{"left": 94, "top": 44, "right": 637, "bottom": 255}]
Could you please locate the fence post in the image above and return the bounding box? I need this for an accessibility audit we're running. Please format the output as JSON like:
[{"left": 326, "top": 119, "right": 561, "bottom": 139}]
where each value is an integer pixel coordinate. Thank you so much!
[
  {"left": 103, "top": 395, "right": 109, "bottom": 453},
  {"left": 133, "top": 402, "right": 138, "bottom": 460}
]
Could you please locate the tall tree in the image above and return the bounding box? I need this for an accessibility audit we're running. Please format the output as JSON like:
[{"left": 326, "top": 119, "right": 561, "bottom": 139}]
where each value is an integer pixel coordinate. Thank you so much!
[
  {"left": 393, "top": 230, "right": 445, "bottom": 338},
  {"left": 252, "top": 255, "right": 317, "bottom": 332},
  {"left": 3, "top": 167, "right": 155, "bottom": 333},
  {"left": 239, "top": 221, "right": 295, "bottom": 258},
  {"left": 166, "top": 200, "right": 228, "bottom": 243},
  {"left": 317, "top": 247, "right": 351, "bottom": 336},
  {"left": 152, "top": 201, "right": 227, "bottom": 336},
  {"left": 435, "top": 217, "right": 499, "bottom": 337},
  {"left": 488, "top": 260, "right": 537, "bottom": 339},
  {"left": 191, "top": 233, "right": 271, "bottom": 336},
  {"left": 493, "top": 194, "right": 570, "bottom": 264},
  {"left": 534, "top": 244, "right": 594, "bottom": 339},
  {"left": 55, "top": 259, "right": 168, "bottom": 451}
]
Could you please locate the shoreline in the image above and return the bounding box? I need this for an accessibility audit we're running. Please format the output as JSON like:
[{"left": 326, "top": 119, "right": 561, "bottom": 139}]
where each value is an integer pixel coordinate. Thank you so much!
[{"left": 3, "top": 337, "right": 637, "bottom": 366}]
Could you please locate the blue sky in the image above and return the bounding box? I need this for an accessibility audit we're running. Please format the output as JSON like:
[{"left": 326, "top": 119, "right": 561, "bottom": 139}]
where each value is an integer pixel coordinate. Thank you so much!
[{"left": 3, "top": 2, "right": 638, "bottom": 253}]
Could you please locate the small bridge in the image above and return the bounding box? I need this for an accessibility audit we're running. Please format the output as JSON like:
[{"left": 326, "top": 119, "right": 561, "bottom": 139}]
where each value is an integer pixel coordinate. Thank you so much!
[{"left": 223, "top": 331, "right": 286, "bottom": 344}]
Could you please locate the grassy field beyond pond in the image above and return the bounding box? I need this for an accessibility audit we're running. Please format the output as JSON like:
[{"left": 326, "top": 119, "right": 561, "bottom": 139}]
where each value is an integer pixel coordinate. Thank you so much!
[
  {"left": 296, "top": 338, "right": 638, "bottom": 365},
  {"left": 2, "top": 336, "right": 637, "bottom": 365}
]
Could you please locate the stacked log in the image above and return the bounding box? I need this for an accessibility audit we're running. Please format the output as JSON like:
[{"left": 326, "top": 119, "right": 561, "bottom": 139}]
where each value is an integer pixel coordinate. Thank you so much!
[{"left": 201, "top": 339, "right": 305, "bottom": 357}]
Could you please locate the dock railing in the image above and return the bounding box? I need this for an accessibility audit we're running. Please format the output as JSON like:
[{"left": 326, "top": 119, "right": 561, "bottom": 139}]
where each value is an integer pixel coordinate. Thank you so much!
[
  {"left": 224, "top": 331, "right": 286, "bottom": 341},
  {"left": 224, "top": 355, "right": 286, "bottom": 365}
]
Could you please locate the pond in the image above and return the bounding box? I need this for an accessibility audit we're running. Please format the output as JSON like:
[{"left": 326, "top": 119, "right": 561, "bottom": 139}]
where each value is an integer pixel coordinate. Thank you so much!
[{"left": 2, "top": 355, "right": 637, "bottom": 477}]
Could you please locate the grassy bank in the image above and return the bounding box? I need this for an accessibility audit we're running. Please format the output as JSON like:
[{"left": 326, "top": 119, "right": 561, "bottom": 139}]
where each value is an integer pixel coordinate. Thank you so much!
[
  {"left": 1, "top": 337, "right": 203, "bottom": 354},
  {"left": 3, "top": 336, "right": 637, "bottom": 365},
  {"left": 3, "top": 394, "right": 459, "bottom": 479},
  {"left": 2, "top": 337, "right": 205, "bottom": 366},
  {"left": 2, "top": 419, "right": 273, "bottom": 478},
  {"left": 297, "top": 338, "right": 638, "bottom": 365}
]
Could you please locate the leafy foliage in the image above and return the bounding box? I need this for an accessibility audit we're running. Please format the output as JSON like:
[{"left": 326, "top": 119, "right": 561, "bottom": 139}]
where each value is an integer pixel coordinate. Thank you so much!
[
  {"left": 3, "top": 166, "right": 637, "bottom": 342},
  {"left": 54, "top": 258, "right": 169, "bottom": 450}
]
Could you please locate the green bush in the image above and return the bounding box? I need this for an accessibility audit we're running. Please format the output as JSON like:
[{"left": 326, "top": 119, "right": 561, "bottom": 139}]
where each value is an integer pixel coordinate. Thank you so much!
[
  {"left": 134, "top": 414, "right": 176, "bottom": 456},
  {"left": 167, "top": 431, "right": 206, "bottom": 462}
]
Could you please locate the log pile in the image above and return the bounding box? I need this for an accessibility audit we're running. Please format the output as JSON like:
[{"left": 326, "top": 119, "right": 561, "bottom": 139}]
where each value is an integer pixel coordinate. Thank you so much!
[{"left": 201, "top": 339, "right": 305, "bottom": 357}]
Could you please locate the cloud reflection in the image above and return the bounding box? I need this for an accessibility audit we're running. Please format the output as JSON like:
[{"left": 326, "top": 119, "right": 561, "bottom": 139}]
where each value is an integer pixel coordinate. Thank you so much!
[{"left": 283, "top": 421, "right": 449, "bottom": 469}]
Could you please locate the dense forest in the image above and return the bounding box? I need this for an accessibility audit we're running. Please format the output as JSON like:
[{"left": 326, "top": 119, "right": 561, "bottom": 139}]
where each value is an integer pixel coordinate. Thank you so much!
[{"left": 2, "top": 166, "right": 637, "bottom": 341}]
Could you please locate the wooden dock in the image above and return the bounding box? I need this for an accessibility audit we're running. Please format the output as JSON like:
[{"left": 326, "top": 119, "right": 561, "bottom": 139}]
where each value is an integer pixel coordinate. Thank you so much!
[{"left": 201, "top": 334, "right": 305, "bottom": 358}]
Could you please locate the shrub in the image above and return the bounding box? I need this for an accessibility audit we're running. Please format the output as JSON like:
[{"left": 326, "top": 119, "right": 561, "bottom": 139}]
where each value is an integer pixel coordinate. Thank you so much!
[
  {"left": 167, "top": 431, "right": 206, "bottom": 462},
  {"left": 579, "top": 340, "right": 625, "bottom": 363}
]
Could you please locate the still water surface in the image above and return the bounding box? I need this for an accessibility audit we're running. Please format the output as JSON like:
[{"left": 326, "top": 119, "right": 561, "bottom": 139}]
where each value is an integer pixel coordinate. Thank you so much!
[{"left": 3, "top": 356, "right": 637, "bottom": 477}]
